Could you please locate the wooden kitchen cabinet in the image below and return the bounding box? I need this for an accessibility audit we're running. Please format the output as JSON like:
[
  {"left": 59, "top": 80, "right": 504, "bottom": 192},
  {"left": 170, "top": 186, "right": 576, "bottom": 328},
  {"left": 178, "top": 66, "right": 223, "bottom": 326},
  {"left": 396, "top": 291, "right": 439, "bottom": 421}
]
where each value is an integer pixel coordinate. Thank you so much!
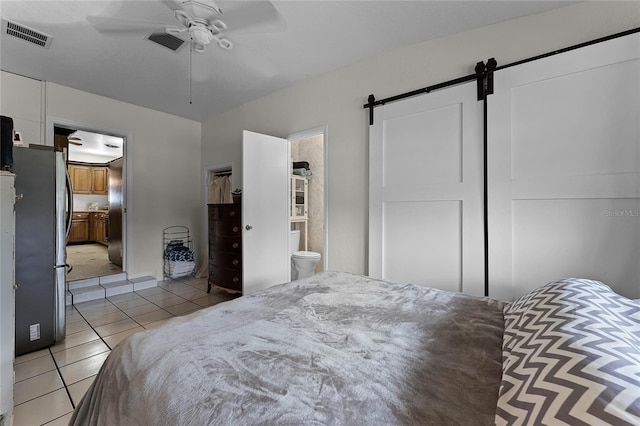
[
  {"left": 69, "top": 164, "right": 92, "bottom": 194},
  {"left": 68, "top": 163, "right": 109, "bottom": 195},
  {"left": 91, "top": 167, "right": 108, "bottom": 195},
  {"left": 90, "top": 212, "right": 108, "bottom": 245},
  {"left": 68, "top": 212, "right": 89, "bottom": 243}
]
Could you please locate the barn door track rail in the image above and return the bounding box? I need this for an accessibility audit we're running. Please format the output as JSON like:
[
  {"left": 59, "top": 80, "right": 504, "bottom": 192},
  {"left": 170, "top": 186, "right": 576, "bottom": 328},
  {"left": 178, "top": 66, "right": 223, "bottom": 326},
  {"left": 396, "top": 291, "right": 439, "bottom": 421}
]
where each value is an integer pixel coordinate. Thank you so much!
[
  {"left": 364, "top": 27, "right": 640, "bottom": 125},
  {"left": 364, "top": 70, "right": 482, "bottom": 126}
]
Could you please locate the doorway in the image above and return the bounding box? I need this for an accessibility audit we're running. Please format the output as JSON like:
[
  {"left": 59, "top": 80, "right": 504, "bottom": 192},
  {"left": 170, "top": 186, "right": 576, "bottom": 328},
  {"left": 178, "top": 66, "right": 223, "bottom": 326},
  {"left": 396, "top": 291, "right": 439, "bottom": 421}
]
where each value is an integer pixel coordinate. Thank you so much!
[
  {"left": 289, "top": 127, "right": 328, "bottom": 272},
  {"left": 53, "top": 125, "right": 126, "bottom": 282},
  {"left": 202, "top": 127, "right": 327, "bottom": 294}
]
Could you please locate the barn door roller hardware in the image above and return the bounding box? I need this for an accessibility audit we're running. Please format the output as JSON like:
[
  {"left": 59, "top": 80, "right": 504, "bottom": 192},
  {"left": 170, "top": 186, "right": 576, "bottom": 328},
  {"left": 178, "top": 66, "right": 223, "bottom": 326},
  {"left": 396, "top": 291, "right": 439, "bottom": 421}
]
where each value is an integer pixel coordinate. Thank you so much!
[{"left": 475, "top": 58, "right": 497, "bottom": 101}]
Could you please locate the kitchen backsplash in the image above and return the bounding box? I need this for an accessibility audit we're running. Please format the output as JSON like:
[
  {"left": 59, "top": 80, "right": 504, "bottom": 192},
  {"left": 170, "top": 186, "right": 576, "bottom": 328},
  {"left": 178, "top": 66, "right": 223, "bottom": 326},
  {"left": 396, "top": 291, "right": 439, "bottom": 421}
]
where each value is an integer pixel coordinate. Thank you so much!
[{"left": 74, "top": 194, "right": 108, "bottom": 211}]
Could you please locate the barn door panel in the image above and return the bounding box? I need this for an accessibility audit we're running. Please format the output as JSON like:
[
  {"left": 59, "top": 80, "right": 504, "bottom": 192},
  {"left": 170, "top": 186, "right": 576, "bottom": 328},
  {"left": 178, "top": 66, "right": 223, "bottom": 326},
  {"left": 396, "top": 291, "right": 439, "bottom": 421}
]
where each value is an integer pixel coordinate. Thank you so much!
[
  {"left": 369, "top": 82, "right": 484, "bottom": 295},
  {"left": 488, "top": 33, "right": 640, "bottom": 300}
]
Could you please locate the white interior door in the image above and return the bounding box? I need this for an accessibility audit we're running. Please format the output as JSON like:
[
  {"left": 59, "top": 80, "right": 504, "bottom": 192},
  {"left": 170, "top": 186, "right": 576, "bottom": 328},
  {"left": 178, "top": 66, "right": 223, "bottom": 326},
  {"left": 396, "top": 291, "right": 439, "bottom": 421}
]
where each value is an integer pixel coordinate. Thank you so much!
[
  {"left": 242, "top": 130, "right": 290, "bottom": 295},
  {"left": 488, "top": 33, "right": 640, "bottom": 300},
  {"left": 369, "top": 82, "right": 485, "bottom": 295}
]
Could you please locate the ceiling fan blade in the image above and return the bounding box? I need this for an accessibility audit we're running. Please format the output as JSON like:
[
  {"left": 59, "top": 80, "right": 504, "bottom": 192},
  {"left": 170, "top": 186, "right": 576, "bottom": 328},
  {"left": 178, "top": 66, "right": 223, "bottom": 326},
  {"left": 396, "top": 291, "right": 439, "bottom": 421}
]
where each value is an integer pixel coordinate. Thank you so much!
[
  {"left": 87, "top": 15, "right": 173, "bottom": 34},
  {"left": 218, "top": 1, "right": 285, "bottom": 35}
]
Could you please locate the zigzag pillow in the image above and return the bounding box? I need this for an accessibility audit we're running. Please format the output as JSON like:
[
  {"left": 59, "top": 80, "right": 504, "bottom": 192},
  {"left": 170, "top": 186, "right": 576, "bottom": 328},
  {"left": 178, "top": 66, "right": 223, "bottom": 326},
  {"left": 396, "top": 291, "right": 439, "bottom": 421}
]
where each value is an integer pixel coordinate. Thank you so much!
[{"left": 495, "top": 279, "right": 640, "bottom": 425}]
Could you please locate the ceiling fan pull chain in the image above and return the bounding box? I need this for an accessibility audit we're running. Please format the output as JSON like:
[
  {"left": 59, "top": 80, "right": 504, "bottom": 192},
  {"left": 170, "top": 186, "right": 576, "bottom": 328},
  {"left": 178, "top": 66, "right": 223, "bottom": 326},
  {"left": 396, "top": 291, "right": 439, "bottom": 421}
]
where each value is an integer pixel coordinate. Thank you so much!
[{"left": 189, "top": 38, "right": 193, "bottom": 105}]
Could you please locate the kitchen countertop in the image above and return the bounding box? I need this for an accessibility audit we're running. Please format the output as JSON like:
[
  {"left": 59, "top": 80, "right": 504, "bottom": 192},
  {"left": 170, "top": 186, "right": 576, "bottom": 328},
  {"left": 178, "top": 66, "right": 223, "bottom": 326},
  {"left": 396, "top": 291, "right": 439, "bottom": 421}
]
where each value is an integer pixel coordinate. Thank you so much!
[{"left": 73, "top": 210, "right": 109, "bottom": 214}]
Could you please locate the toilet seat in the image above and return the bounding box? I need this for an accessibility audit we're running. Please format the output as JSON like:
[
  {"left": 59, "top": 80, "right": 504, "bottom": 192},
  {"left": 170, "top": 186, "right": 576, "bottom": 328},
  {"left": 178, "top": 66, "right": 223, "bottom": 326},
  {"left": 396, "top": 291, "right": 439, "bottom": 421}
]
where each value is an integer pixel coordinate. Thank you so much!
[{"left": 292, "top": 251, "right": 321, "bottom": 259}]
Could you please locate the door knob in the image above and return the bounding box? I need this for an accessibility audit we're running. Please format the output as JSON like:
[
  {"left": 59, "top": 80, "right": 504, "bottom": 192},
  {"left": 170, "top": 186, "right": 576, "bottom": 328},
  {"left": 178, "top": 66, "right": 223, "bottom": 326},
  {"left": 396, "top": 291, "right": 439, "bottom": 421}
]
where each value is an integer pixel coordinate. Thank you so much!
[{"left": 245, "top": 224, "right": 253, "bottom": 230}]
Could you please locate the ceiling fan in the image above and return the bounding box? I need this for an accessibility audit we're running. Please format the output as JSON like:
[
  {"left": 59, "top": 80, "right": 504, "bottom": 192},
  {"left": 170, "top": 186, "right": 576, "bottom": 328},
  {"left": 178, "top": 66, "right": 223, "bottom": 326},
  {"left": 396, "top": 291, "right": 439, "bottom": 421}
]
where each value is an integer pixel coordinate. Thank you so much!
[
  {"left": 87, "top": 0, "right": 284, "bottom": 54},
  {"left": 55, "top": 127, "right": 83, "bottom": 146},
  {"left": 68, "top": 136, "right": 83, "bottom": 146}
]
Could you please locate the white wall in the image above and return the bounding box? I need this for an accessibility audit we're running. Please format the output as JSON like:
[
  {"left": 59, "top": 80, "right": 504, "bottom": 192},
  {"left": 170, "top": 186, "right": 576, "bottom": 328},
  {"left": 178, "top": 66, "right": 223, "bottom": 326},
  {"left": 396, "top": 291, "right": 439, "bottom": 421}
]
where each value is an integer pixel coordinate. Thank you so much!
[
  {"left": 0, "top": 72, "right": 44, "bottom": 146},
  {"left": 201, "top": 1, "right": 640, "bottom": 275},
  {"left": 1, "top": 72, "right": 202, "bottom": 280}
]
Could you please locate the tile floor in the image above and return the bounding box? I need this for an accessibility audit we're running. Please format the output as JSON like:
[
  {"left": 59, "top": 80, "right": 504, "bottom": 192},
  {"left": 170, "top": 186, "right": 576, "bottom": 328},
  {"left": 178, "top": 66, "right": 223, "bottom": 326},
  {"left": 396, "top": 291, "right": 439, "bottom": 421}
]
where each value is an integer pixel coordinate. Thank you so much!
[{"left": 12, "top": 276, "right": 236, "bottom": 426}]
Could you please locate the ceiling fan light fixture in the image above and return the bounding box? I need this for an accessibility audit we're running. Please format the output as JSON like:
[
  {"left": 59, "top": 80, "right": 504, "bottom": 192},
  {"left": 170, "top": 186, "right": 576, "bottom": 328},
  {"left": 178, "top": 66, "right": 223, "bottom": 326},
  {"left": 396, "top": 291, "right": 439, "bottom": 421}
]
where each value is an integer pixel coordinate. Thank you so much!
[{"left": 190, "top": 24, "right": 213, "bottom": 45}]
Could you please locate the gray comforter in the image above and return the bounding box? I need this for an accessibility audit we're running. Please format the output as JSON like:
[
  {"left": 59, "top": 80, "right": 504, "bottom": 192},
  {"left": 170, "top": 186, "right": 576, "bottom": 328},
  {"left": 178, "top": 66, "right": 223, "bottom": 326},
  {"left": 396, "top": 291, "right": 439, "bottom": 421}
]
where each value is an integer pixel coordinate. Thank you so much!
[{"left": 71, "top": 271, "right": 505, "bottom": 425}]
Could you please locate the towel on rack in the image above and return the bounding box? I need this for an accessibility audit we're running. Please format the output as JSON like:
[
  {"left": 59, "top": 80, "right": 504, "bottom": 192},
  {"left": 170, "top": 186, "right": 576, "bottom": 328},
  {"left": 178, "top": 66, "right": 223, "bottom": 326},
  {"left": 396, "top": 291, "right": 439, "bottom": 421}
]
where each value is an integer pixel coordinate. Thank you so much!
[
  {"left": 292, "top": 161, "right": 310, "bottom": 170},
  {"left": 164, "top": 240, "right": 195, "bottom": 278},
  {"left": 293, "top": 168, "right": 313, "bottom": 179}
]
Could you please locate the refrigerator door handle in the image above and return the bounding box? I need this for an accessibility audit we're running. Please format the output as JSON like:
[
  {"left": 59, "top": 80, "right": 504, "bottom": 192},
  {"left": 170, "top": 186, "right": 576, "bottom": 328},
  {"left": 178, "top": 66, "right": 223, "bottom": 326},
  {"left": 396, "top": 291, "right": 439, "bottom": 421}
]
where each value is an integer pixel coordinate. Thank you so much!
[
  {"left": 65, "top": 167, "right": 73, "bottom": 239},
  {"left": 54, "top": 265, "right": 66, "bottom": 341}
]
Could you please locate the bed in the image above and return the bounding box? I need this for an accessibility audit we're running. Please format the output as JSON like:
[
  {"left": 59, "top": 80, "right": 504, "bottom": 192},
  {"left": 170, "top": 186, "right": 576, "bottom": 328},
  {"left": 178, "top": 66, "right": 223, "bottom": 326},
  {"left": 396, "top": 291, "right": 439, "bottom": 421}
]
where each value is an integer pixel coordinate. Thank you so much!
[{"left": 70, "top": 271, "right": 640, "bottom": 425}]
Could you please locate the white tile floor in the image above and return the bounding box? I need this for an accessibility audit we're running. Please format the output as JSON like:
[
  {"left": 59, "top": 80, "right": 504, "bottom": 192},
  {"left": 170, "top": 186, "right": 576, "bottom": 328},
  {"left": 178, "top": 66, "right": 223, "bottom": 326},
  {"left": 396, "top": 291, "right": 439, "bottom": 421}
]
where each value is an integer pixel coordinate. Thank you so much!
[{"left": 12, "top": 276, "right": 236, "bottom": 425}]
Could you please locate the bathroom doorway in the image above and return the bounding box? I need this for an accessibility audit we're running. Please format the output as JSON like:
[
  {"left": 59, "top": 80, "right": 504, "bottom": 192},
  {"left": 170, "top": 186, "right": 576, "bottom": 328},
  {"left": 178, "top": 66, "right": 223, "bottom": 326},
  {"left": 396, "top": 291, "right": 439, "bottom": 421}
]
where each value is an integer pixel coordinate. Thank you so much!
[
  {"left": 289, "top": 126, "right": 328, "bottom": 272},
  {"left": 51, "top": 123, "right": 126, "bottom": 282},
  {"left": 201, "top": 127, "right": 327, "bottom": 288}
]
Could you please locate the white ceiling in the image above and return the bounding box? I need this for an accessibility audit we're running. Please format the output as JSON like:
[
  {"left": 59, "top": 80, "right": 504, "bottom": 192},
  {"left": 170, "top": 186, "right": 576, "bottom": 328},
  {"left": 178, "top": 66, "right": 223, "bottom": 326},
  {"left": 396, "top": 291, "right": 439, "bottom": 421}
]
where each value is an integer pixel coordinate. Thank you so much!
[
  {"left": 67, "top": 129, "right": 124, "bottom": 163},
  {"left": 0, "top": 0, "right": 575, "bottom": 122}
]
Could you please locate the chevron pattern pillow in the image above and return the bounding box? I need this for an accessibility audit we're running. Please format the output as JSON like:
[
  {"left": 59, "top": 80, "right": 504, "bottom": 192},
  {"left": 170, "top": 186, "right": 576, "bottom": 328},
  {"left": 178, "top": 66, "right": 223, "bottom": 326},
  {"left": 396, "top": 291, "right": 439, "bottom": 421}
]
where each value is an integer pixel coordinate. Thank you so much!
[{"left": 495, "top": 279, "right": 640, "bottom": 425}]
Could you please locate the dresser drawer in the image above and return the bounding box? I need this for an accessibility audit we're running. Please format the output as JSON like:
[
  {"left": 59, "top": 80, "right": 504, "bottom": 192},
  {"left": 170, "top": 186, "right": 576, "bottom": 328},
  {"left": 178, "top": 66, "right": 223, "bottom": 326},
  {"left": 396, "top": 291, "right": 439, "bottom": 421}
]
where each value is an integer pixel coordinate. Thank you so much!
[
  {"left": 209, "top": 265, "right": 242, "bottom": 292},
  {"left": 208, "top": 205, "right": 241, "bottom": 222},
  {"left": 211, "top": 221, "right": 241, "bottom": 237},
  {"left": 210, "top": 251, "right": 241, "bottom": 270},
  {"left": 210, "top": 237, "right": 241, "bottom": 253},
  {"left": 72, "top": 212, "right": 90, "bottom": 220}
]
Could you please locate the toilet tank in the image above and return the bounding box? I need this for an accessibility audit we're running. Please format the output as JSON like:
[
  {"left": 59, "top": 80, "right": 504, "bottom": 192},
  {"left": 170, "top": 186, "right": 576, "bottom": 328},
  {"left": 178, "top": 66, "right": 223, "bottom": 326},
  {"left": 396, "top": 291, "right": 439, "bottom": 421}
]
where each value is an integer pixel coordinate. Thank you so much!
[{"left": 289, "top": 230, "right": 300, "bottom": 253}]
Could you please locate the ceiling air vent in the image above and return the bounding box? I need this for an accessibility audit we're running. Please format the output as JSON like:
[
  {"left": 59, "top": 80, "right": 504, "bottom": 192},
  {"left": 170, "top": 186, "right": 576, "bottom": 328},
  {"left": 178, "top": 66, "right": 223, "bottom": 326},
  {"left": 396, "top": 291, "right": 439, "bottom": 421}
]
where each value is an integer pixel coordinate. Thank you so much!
[
  {"left": 2, "top": 19, "right": 52, "bottom": 49},
  {"left": 147, "top": 32, "right": 185, "bottom": 52}
]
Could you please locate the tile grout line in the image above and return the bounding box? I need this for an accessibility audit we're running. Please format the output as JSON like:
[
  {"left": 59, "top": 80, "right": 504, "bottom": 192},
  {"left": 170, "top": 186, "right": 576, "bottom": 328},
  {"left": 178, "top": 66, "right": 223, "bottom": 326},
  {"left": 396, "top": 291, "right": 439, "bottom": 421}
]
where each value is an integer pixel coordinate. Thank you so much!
[
  {"left": 47, "top": 346, "right": 76, "bottom": 410},
  {"left": 72, "top": 301, "right": 120, "bottom": 351}
]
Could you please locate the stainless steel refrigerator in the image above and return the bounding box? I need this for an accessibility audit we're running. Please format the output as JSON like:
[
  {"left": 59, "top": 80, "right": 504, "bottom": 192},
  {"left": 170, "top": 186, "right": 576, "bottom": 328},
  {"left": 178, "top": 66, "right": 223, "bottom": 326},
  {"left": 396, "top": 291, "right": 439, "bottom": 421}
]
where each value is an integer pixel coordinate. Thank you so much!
[{"left": 13, "top": 145, "right": 72, "bottom": 356}]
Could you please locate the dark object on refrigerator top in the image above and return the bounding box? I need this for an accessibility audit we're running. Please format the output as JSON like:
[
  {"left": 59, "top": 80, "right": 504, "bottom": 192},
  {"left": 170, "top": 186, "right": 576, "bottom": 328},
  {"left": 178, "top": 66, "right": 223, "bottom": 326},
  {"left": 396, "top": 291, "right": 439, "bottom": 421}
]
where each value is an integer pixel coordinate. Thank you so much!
[{"left": 0, "top": 115, "right": 14, "bottom": 171}]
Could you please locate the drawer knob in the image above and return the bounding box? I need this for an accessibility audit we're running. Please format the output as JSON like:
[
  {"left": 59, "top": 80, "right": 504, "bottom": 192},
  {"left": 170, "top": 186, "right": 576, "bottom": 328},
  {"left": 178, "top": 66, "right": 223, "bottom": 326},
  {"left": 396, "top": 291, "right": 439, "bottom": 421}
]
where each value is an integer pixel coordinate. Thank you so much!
[
  {"left": 232, "top": 243, "right": 239, "bottom": 249},
  {"left": 232, "top": 277, "right": 239, "bottom": 283},
  {"left": 229, "top": 211, "right": 235, "bottom": 216},
  {"left": 232, "top": 259, "right": 239, "bottom": 266},
  {"left": 245, "top": 224, "right": 253, "bottom": 231},
  {"left": 232, "top": 226, "right": 239, "bottom": 232}
]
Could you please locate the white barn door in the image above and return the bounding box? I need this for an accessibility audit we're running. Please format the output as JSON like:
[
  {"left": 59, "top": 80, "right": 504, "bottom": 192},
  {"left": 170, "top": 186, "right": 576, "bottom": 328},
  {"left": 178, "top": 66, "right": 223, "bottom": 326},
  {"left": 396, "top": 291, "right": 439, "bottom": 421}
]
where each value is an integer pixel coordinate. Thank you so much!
[
  {"left": 488, "top": 33, "right": 640, "bottom": 300},
  {"left": 369, "top": 82, "right": 485, "bottom": 295}
]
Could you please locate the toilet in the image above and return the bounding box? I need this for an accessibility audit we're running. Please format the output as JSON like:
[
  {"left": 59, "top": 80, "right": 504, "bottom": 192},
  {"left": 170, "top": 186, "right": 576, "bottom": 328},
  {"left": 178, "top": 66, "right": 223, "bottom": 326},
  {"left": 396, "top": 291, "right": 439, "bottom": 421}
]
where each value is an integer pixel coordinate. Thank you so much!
[{"left": 289, "top": 229, "right": 321, "bottom": 280}]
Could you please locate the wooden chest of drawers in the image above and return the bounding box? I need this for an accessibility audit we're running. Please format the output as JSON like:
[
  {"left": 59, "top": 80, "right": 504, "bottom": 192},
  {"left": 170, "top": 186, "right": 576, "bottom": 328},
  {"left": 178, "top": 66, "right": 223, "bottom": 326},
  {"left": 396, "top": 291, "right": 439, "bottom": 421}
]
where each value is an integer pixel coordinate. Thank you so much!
[{"left": 208, "top": 203, "right": 242, "bottom": 293}]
